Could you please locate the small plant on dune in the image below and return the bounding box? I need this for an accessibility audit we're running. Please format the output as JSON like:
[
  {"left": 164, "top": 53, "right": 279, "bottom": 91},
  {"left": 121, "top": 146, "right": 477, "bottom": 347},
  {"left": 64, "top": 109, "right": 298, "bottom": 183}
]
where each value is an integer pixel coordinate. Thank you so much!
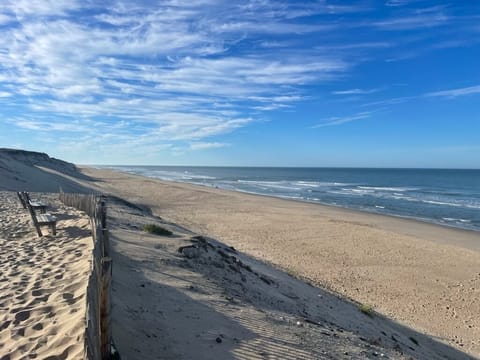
[
  {"left": 143, "top": 224, "right": 172, "bottom": 236},
  {"left": 359, "top": 303, "right": 375, "bottom": 317}
]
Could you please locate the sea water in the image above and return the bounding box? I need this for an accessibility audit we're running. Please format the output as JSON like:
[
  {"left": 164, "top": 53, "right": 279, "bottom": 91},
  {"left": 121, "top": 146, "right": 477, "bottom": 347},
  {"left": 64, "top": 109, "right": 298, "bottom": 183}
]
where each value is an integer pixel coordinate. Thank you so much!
[{"left": 101, "top": 166, "right": 480, "bottom": 232}]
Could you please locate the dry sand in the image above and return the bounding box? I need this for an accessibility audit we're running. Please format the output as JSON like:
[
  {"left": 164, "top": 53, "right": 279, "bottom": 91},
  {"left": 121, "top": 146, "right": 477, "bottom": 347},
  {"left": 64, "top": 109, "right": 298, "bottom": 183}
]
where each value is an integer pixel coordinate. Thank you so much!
[
  {"left": 1, "top": 148, "right": 479, "bottom": 359},
  {"left": 80, "top": 166, "right": 480, "bottom": 359},
  {"left": 104, "top": 195, "right": 472, "bottom": 359},
  {"left": 0, "top": 191, "right": 93, "bottom": 359}
]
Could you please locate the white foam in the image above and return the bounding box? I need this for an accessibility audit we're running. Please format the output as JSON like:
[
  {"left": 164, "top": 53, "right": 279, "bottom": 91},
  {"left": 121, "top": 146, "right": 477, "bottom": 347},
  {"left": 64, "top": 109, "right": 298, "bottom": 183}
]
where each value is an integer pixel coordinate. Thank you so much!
[
  {"left": 296, "top": 181, "right": 351, "bottom": 187},
  {"left": 442, "top": 217, "right": 472, "bottom": 223},
  {"left": 237, "top": 180, "right": 301, "bottom": 191},
  {"left": 358, "top": 186, "right": 416, "bottom": 192}
]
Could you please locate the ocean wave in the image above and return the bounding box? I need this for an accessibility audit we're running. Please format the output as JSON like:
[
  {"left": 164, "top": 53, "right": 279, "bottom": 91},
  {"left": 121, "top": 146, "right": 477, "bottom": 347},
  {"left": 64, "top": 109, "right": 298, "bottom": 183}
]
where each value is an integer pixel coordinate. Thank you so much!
[
  {"left": 357, "top": 186, "right": 416, "bottom": 192},
  {"left": 377, "top": 194, "right": 480, "bottom": 209},
  {"left": 326, "top": 188, "right": 480, "bottom": 210},
  {"left": 420, "top": 199, "right": 480, "bottom": 209},
  {"left": 236, "top": 180, "right": 302, "bottom": 191},
  {"left": 141, "top": 170, "right": 217, "bottom": 181},
  {"left": 442, "top": 217, "right": 471, "bottom": 223},
  {"left": 105, "top": 166, "right": 480, "bottom": 232},
  {"left": 295, "top": 181, "right": 351, "bottom": 187}
]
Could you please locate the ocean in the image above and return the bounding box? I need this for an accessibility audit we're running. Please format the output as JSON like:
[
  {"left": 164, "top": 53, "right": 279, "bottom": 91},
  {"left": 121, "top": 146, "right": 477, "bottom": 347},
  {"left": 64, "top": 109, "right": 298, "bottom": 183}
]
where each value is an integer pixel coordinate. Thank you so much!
[{"left": 102, "top": 166, "right": 480, "bottom": 232}]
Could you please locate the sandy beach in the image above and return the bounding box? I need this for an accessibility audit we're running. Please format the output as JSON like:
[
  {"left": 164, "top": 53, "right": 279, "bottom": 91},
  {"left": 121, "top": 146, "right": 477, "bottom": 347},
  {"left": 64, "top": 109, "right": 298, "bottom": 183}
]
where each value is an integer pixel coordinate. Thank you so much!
[
  {"left": 1, "top": 150, "right": 479, "bottom": 359},
  {"left": 0, "top": 191, "right": 93, "bottom": 359},
  {"left": 80, "top": 166, "right": 480, "bottom": 358},
  {"left": 1, "top": 1, "right": 479, "bottom": 358}
]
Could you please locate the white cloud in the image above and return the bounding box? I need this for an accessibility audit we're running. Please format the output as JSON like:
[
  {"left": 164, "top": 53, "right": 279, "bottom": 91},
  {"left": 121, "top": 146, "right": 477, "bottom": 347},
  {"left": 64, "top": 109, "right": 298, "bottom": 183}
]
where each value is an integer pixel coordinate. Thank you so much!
[
  {"left": 332, "top": 88, "right": 381, "bottom": 95},
  {"left": 253, "top": 104, "right": 290, "bottom": 111},
  {"left": 1, "top": 0, "right": 84, "bottom": 17},
  {"left": 373, "top": 14, "right": 449, "bottom": 30},
  {"left": 1, "top": 0, "right": 474, "bottom": 162},
  {"left": 189, "top": 142, "right": 229, "bottom": 150},
  {"left": 0, "top": 0, "right": 351, "bottom": 153},
  {"left": 0, "top": 13, "right": 14, "bottom": 24},
  {"left": 385, "top": 0, "right": 426, "bottom": 7},
  {"left": 312, "top": 112, "right": 372, "bottom": 128},
  {"left": 426, "top": 85, "right": 480, "bottom": 98}
]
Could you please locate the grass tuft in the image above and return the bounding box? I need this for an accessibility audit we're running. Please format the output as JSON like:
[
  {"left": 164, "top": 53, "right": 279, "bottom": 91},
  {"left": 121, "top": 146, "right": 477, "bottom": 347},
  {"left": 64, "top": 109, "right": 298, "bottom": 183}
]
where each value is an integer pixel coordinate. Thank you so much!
[
  {"left": 143, "top": 224, "right": 172, "bottom": 236},
  {"left": 359, "top": 303, "right": 374, "bottom": 317}
]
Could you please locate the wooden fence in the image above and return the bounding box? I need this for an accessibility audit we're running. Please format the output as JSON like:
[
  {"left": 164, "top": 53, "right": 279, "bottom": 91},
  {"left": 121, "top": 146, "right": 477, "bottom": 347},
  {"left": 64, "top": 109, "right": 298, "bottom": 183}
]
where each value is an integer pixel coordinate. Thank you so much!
[{"left": 59, "top": 193, "right": 112, "bottom": 360}]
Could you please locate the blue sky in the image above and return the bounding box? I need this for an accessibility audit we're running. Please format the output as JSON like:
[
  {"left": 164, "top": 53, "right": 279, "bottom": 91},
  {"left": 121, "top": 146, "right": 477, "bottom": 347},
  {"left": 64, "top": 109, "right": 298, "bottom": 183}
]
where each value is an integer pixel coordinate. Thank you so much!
[{"left": 0, "top": 0, "right": 479, "bottom": 168}]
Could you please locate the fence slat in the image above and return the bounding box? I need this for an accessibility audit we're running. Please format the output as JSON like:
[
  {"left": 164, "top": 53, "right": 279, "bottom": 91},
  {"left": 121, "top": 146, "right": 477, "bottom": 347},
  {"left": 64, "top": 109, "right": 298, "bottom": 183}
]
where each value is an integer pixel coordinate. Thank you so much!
[
  {"left": 100, "top": 257, "right": 112, "bottom": 359},
  {"left": 59, "top": 192, "right": 111, "bottom": 360}
]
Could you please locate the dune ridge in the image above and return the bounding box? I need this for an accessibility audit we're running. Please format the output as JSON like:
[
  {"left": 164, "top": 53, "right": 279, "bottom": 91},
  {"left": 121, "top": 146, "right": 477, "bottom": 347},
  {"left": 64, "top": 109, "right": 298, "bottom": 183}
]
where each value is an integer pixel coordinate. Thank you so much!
[{"left": 0, "top": 149, "right": 91, "bottom": 193}]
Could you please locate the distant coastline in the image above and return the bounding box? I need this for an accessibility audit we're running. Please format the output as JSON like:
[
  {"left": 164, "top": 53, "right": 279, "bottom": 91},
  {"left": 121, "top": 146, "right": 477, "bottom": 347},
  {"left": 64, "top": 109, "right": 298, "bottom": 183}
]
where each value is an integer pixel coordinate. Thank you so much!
[{"left": 96, "top": 165, "right": 480, "bottom": 233}]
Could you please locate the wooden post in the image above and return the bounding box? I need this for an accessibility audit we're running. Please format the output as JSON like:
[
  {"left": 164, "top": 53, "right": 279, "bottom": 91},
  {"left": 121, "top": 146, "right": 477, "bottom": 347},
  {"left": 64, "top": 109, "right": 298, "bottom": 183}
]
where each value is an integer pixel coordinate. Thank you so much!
[
  {"left": 102, "top": 229, "right": 110, "bottom": 258},
  {"left": 100, "top": 257, "right": 112, "bottom": 359},
  {"left": 100, "top": 197, "right": 107, "bottom": 229}
]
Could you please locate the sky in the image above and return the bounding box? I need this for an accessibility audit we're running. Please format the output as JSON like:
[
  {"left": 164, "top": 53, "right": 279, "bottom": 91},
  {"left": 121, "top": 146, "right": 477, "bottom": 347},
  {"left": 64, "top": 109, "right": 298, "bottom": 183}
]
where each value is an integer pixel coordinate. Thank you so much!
[{"left": 0, "top": 0, "right": 479, "bottom": 168}]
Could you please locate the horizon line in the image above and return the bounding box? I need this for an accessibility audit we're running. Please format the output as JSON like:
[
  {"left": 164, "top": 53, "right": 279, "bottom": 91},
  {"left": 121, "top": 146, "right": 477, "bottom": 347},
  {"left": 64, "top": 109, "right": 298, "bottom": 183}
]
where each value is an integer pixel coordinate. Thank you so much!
[{"left": 81, "top": 164, "right": 480, "bottom": 171}]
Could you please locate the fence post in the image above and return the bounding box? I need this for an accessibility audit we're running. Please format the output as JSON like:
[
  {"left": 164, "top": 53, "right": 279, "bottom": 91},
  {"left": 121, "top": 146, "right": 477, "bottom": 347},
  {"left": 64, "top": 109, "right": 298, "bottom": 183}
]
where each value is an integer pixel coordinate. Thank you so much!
[
  {"left": 58, "top": 193, "right": 112, "bottom": 360},
  {"left": 102, "top": 229, "right": 110, "bottom": 258},
  {"left": 100, "top": 257, "right": 112, "bottom": 359}
]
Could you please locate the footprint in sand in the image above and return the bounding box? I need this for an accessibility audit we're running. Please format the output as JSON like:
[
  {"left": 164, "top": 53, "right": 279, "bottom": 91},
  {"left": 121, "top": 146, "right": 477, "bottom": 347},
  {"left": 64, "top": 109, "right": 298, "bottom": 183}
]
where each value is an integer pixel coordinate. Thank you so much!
[
  {"left": 27, "top": 295, "right": 50, "bottom": 307},
  {"left": 15, "top": 293, "right": 27, "bottom": 301},
  {"left": 14, "top": 310, "right": 30, "bottom": 324},
  {"left": 31, "top": 289, "right": 43, "bottom": 297},
  {"left": 62, "top": 293, "right": 75, "bottom": 305},
  {"left": 0, "top": 320, "right": 11, "bottom": 330}
]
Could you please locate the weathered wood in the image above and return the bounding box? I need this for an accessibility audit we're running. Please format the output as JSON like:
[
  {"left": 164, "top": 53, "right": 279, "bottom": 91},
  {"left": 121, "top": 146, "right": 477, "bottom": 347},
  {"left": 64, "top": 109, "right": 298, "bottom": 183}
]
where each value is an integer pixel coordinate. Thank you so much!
[
  {"left": 26, "top": 201, "right": 56, "bottom": 237},
  {"left": 100, "top": 257, "right": 112, "bottom": 360},
  {"left": 58, "top": 192, "right": 113, "bottom": 359},
  {"left": 29, "top": 201, "right": 47, "bottom": 214},
  {"left": 16, "top": 192, "right": 27, "bottom": 208},
  {"left": 23, "top": 192, "right": 48, "bottom": 213},
  {"left": 100, "top": 198, "right": 107, "bottom": 229},
  {"left": 102, "top": 229, "right": 110, "bottom": 258},
  {"left": 27, "top": 203, "right": 43, "bottom": 237},
  {"left": 37, "top": 214, "right": 57, "bottom": 235}
]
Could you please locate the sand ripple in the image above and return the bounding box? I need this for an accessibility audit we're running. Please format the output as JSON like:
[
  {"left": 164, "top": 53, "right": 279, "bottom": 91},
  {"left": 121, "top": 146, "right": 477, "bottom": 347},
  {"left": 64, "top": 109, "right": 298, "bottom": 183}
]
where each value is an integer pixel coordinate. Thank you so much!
[{"left": 0, "top": 192, "right": 93, "bottom": 359}]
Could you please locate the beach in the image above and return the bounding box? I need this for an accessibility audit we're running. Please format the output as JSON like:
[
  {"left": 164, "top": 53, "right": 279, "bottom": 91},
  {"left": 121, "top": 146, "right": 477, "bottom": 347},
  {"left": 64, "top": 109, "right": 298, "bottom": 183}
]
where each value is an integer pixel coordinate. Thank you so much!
[
  {"left": 0, "top": 191, "right": 93, "bottom": 359},
  {"left": 81, "top": 166, "right": 480, "bottom": 358},
  {"left": 1, "top": 150, "right": 480, "bottom": 359}
]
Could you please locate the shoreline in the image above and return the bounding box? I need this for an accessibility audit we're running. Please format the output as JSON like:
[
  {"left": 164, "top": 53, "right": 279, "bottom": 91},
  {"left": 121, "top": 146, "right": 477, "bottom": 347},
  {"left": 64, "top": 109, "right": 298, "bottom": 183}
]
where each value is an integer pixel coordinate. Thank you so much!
[
  {"left": 82, "top": 166, "right": 480, "bottom": 252},
  {"left": 94, "top": 166, "right": 480, "bottom": 235},
  {"left": 80, "top": 166, "right": 480, "bottom": 357}
]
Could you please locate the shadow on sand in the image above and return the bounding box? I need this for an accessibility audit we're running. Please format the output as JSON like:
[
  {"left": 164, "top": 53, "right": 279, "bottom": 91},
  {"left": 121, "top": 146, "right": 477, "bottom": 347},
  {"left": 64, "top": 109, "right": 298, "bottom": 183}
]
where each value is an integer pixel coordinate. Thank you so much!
[{"left": 107, "top": 214, "right": 477, "bottom": 360}]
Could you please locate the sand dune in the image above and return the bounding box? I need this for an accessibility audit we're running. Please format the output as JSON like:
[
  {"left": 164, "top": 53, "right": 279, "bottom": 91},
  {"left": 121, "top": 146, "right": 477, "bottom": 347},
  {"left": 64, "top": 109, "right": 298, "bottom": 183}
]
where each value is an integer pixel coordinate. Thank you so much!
[{"left": 0, "top": 149, "right": 93, "bottom": 193}]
